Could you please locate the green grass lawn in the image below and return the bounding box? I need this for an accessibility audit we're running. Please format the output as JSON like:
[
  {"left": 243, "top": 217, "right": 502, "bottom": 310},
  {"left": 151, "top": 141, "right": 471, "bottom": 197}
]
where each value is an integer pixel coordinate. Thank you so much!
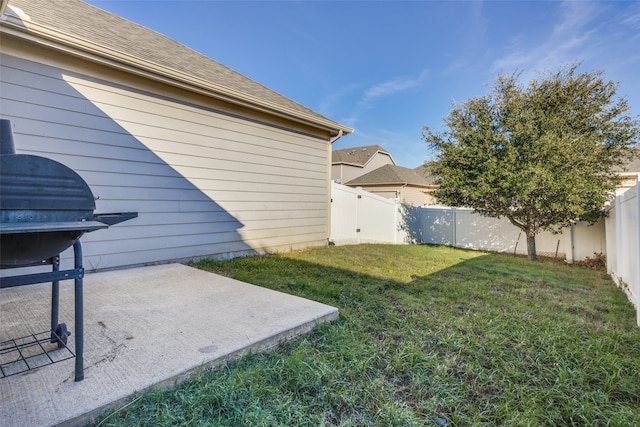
[{"left": 92, "top": 244, "right": 640, "bottom": 426}]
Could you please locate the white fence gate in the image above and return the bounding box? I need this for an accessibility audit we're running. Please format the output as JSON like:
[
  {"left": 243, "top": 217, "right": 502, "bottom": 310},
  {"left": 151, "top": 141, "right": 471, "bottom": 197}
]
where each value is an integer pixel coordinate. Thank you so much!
[{"left": 330, "top": 182, "right": 407, "bottom": 245}]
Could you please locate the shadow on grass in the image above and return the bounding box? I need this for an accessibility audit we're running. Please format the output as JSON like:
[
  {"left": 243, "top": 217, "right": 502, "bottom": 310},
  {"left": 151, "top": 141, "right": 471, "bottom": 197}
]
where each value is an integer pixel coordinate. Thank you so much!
[{"left": 93, "top": 246, "right": 640, "bottom": 426}]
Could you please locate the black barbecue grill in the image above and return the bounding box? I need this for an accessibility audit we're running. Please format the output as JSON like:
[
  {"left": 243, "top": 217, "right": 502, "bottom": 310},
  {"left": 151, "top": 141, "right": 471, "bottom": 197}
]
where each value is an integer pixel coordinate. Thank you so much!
[{"left": 0, "top": 119, "right": 137, "bottom": 381}]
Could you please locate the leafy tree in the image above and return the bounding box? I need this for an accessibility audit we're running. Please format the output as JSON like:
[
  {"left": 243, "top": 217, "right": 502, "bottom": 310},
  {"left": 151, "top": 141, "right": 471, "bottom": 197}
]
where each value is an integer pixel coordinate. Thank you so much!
[{"left": 423, "top": 64, "right": 640, "bottom": 260}]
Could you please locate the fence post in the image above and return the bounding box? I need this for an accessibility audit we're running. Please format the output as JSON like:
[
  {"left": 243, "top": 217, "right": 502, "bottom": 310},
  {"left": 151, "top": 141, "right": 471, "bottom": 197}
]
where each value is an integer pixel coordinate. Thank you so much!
[
  {"left": 393, "top": 200, "right": 399, "bottom": 244},
  {"left": 452, "top": 208, "right": 457, "bottom": 247},
  {"left": 616, "top": 194, "right": 624, "bottom": 291},
  {"left": 565, "top": 225, "right": 574, "bottom": 264},
  {"left": 355, "top": 187, "right": 361, "bottom": 244}
]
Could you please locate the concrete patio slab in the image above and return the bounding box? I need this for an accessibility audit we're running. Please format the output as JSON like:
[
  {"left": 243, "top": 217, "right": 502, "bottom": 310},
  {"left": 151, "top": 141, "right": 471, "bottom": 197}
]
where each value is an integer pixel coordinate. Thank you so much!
[{"left": 0, "top": 263, "right": 338, "bottom": 427}]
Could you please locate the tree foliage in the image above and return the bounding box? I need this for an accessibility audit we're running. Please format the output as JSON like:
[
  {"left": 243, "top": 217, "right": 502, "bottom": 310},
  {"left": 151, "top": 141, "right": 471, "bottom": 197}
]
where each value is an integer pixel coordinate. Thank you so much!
[{"left": 423, "top": 64, "right": 640, "bottom": 260}]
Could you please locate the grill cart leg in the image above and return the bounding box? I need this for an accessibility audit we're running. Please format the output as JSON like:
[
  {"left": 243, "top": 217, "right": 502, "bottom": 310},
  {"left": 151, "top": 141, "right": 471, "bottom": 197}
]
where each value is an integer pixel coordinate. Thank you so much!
[
  {"left": 50, "top": 256, "right": 60, "bottom": 344},
  {"left": 50, "top": 257, "right": 71, "bottom": 348},
  {"left": 73, "top": 241, "right": 84, "bottom": 382}
]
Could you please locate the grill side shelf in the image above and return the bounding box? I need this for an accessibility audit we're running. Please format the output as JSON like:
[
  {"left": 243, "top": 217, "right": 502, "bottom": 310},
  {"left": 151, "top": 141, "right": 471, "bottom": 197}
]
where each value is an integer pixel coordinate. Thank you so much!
[{"left": 0, "top": 221, "right": 108, "bottom": 234}]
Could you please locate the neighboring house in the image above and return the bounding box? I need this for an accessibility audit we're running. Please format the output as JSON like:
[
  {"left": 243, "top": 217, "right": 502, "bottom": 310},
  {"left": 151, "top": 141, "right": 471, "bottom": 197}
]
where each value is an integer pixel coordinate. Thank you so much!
[
  {"left": 0, "top": 0, "right": 352, "bottom": 270},
  {"left": 331, "top": 145, "right": 395, "bottom": 183},
  {"left": 615, "top": 149, "right": 640, "bottom": 194},
  {"left": 344, "top": 164, "right": 438, "bottom": 206}
]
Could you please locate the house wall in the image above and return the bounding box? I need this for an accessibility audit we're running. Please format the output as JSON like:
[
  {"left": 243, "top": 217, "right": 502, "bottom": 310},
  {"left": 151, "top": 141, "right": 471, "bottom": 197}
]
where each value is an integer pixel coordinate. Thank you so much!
[
  {"left": 1, "top": 37, "right": 332, "bottom": 270},
  {"left": 331, "top": 163, "right": 359, "bottom": 183},
  {"left": 400, "top": 186, "right": 436, "bottom": 206},
  {"left": 332, "top": 164, "right": 364, "bottom": 184},
  {"left": 361, "top": 186, "right": 400, "bottom": 200},
  {"left": 353, "top": 185, "right": 433, "bottom": 206},
  {"left": 361, "top": 153, "right": 394, "bottom": 174},
  {"left": 617, "top": 174, "right": 640, "bottom": 194}
]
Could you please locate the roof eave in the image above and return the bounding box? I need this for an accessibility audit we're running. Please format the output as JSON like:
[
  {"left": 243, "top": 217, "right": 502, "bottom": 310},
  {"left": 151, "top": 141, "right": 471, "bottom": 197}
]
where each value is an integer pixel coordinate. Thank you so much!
[
  {"left": 0, "top": 15, "right": 353, "bottom": 138},
  {"left": 347, "top": 181, "right": 436, "bottom": 188},
  {"left": 331, "top": 161, "right": 364, "bottom": 167}
]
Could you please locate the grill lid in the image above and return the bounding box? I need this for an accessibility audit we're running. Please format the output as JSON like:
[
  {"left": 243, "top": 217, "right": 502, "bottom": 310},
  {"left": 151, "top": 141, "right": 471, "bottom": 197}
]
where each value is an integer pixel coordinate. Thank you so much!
[
  {"left": 0, "top": 119, "right": 137, "bottom": 267},
  {"left": 0, "top": 154, "right": 96, "bottom": 214}
]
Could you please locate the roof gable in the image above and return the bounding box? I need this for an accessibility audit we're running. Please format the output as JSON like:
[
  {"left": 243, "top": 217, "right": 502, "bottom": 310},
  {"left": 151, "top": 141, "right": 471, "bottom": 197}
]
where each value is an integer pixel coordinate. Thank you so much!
[
  {"left": 2, "top": 0, "right": 352, "bottom": 136},
  {"left": 332, "top": 145, "right": 394, "bottom": 166}
]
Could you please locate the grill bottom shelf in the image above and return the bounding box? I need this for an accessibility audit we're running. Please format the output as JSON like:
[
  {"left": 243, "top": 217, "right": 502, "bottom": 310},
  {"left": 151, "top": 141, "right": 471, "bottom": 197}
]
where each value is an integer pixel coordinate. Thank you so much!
[{"left": 0, "top": 328, "right": 75, "bottom": 378}]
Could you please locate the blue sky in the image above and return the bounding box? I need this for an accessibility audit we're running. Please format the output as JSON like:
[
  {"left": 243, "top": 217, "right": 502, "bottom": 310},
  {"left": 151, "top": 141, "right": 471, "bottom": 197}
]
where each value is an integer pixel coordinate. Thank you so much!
[{"left": 85, "top": 0, "right": 640, "bottom": 168}]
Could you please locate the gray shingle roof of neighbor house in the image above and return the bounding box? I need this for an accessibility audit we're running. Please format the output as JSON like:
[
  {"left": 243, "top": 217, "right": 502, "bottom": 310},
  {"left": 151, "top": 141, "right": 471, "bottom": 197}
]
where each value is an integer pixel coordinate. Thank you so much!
[
  {"left": 332, "top": 145, "right": 394, "bottom": 166},
  {"left": 413, "top": 163, "right": 438, "bottom": 185},
  {"left": 346, "top": 164, "right": 435, "bottom": 187},
  {"left": 615, "top": 148, "right": 640, "bottom": 173},
  {"left": 0, "top": 0, "right": 353, "bottom": 137}
]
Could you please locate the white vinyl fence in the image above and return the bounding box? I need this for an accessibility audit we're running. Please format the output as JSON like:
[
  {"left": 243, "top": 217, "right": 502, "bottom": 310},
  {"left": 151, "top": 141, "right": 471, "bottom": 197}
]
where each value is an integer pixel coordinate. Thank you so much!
[
  {"left": 331, "top": 180, "right": 639, "bottom": 325},
  {"left": 330, "top": 182, "right": 605, "bottom": 260},
  {"left": 411, "top": 206, "right": 608, "bottom": 260},
  {"left": 606, "top": 178, "right": 640, "bottom": 326}
]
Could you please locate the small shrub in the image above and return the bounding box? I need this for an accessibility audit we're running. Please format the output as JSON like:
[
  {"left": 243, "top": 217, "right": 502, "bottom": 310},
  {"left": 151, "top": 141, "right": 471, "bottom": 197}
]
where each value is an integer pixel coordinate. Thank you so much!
[{"left": 578, "top": 252, "right": 607, "bottom": 271}]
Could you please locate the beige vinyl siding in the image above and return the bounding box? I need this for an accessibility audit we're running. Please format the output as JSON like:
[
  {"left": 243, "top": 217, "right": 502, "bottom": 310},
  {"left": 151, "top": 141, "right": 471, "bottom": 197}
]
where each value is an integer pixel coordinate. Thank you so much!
[
  {"left": 361, "top": 153, "right": 394, "bottom": 174},
  {"left": 401, "top": 187, "right": 436, "bottom": 206},
  {"left": 1, "top": 47, "right": 331, "bottom": 270},
  {"left": 354, "top": 185, "right": 435, "bottom": 206},
  {"left": 367, "top": 189, "right": 400, "bottom": 199},
  {"left": 333, "top": 164, "right": 364, "bottom": 184}
]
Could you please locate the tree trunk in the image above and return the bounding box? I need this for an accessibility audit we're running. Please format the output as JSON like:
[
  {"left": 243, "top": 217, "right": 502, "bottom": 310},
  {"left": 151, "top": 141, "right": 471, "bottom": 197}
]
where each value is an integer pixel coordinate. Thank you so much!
[{"left": 526, "top": 233, "right": 537, "bottom": 261}]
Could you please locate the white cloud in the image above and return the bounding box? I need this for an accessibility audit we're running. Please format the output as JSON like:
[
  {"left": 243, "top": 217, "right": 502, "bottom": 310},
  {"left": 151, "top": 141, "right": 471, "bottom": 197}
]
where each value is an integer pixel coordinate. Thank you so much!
[
  {"left": 487, "top": 0, "right": 640, "bottom": 119},
  {"left": 317, "top": 82, "right": 361, "bottom": 118},
  {"left": 336, "top": 69, "right": 430, "bottom": 133},
  {"left": 492, "top": 0, "right": 601, "bottom": 76},
  {"left": 363, "top": 69, "right": 430, "bottom": 103}
]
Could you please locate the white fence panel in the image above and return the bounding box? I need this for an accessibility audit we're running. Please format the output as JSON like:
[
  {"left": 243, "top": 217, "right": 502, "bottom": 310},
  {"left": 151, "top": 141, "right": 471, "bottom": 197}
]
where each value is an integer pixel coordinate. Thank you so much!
[
  {"left": 418, "top": 207, "right": 570, "bottom": 258},
  {"left": 453, "top": 209, "right": 523, "bottom": 253},
  {"left": 605, "top": 203, "right": 618, "bottom": 280},
  {"left": 607, "top": 179, "right": 639, "bottom": 325},
  {"left": 420, "top": 208, "right": 455, "bottom": 245}
]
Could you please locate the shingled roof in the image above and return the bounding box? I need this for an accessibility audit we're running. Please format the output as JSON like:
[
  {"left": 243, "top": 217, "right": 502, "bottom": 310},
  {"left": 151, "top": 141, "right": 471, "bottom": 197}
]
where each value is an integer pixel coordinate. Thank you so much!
[
  {"left": 332, "top": 145, "right": 394, "bottom": 166},
  {"left": 345, "top": 164, "right": 436, "bottom": 187},
  {"left": 1, "top": 0, "right": 352, "bottom": 136},
  {"left": 413, "top": 163, "right": 438, "bottom": 185},
  {"left": 614, "top": 148, "right": 640, "bottom": 173}
]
